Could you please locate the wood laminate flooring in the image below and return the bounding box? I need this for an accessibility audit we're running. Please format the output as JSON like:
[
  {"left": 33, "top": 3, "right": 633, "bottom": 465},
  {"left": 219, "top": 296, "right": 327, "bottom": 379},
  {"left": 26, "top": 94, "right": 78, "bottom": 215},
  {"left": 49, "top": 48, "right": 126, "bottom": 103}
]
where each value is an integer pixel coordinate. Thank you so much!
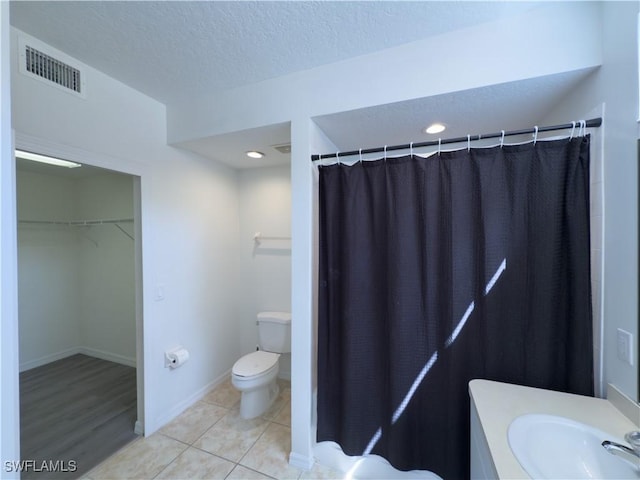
[{"left": 20, "top": 354, "right": 138, "bottom": 479}]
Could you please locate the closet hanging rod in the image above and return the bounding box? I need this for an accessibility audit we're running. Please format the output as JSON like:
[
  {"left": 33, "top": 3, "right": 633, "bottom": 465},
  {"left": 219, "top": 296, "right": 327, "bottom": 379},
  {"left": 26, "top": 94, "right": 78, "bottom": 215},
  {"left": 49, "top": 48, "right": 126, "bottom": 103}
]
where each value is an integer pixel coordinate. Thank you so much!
[
  {"left": 68, "top": 218, "right": 134, "bottom": 226},
  {"left": 18, "top": 218, "right": 134, "bottom": 226},
  {"left": 310, "top": 117, "right": 602, "bottom": 162}
]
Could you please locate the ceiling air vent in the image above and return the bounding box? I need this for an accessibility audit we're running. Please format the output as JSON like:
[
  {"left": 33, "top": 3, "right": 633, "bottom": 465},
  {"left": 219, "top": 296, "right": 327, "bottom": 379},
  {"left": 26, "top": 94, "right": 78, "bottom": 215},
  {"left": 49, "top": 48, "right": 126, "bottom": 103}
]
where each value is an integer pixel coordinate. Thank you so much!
[
  {"left": 272, "top": 144, "right": 291, "bottom": 154},
  {"left": 18, "top": 37, "right": 86, "bottom": 98}
]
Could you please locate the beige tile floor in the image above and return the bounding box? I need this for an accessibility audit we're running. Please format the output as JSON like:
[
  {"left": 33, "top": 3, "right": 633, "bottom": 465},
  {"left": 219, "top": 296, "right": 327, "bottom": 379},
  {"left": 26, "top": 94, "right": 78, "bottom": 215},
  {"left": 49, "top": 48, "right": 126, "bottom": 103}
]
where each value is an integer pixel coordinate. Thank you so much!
[{"left": 85, "top": 378, "right": 343, "bottom": 480}]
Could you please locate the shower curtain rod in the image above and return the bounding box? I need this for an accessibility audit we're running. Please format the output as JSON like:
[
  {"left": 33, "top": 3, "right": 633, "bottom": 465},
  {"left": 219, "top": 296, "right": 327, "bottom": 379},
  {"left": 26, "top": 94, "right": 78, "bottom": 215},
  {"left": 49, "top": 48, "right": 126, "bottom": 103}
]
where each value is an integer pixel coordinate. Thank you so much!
[{"left": 310, "top": 117, "right": 602, "bottom": 162}]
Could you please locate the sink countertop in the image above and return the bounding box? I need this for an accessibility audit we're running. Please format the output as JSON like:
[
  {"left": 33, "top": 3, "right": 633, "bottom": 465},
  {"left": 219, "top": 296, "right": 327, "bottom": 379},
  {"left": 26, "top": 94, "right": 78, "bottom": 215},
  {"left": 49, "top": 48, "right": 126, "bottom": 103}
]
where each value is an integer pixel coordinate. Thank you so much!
[{"left": 469, "top": 379, "right": 638, "bottom": 479}]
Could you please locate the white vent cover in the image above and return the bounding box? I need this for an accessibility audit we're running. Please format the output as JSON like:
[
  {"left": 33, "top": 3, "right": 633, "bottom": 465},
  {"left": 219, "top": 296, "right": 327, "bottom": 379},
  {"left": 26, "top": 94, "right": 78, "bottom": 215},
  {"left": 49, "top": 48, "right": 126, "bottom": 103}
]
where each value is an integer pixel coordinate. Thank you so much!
[
  {"left": 18, "top": 36, "right": 86, "bottom": 98},
  {"left": 272, "top": 144, "right": 291, "bottom": 154}
]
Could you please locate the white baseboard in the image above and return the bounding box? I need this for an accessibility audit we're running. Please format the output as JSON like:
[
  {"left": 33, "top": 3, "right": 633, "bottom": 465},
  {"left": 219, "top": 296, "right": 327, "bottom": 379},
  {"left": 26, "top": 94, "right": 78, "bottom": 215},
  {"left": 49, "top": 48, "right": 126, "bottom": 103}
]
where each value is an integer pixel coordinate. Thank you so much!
[
  {"left": 78, "top": 347, "right": 136, "bottom": 368},
  {"left": 134, "top": 420, "right": 144, "bottom": 436},
  {"left": 150, "top": 369, "right": 231, "bottom": 435},
  {"left": 289, "top": 452, "right": 315, "bottom": 471},
  {"left": 20, "top": 346, "right": 136, "bottom": 372},
  {"left": 20, "top": 347, "right": 82, "bottom": 372}
]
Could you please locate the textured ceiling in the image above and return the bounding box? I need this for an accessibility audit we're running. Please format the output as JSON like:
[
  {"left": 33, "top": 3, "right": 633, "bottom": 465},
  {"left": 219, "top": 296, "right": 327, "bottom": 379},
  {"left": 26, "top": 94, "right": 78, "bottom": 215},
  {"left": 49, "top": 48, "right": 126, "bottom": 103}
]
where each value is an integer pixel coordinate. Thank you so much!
[
  {"left": 11, "top": 1, "right": 585, "bottom": 170},
  {"left": 10, "top": 1, "right": 541, "bottom": 106},
  {"left": 312, "top": 69, "right": 598, "bottom": 157}
]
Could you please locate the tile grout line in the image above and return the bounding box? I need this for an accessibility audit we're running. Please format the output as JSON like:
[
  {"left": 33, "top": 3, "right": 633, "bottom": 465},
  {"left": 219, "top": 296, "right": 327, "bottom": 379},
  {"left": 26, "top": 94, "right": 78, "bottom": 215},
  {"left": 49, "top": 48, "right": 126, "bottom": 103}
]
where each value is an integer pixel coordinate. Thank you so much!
[
  {"left": 184, "top": 396, "right": 277, "bottom": 478},
  {"left": 236, "top": 417, "right": 273, "bottom": 467},
  {"left": 186, "top": 406, "right": 230, "bottom": 446},
  {"left": 239, "top": 419, "right": 301, "bottom": 480},
  {"left": 93, "top": 380, "right": 295, "bottom": 480},
  {"left": 188, "top": 441, "right": 245, "bottom": 466},
  {"left": 150, "top": 405, "right": 234, "bottom": 480},
  {"left": 224, "top": 463, "right": 279, "bottom": 480},
  {"left": 150, "top": 433, "right": 190, "bottom": 480}
]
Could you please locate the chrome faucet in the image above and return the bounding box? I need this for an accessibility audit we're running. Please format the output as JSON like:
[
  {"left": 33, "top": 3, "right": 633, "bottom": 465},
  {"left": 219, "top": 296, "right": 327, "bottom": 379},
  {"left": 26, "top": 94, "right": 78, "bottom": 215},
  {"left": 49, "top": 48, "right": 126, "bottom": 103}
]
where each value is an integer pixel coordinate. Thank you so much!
[{"left": 602, "top": 431, "right": 640, "bottom": 467}]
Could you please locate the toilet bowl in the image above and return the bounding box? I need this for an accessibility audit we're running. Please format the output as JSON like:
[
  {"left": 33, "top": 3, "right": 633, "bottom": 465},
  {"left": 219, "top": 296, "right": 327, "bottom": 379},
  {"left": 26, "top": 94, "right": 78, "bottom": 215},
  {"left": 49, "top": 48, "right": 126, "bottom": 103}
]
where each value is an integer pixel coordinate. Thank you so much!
[{"left": 231, "top": 350, "right": 280, "bottom": 419}]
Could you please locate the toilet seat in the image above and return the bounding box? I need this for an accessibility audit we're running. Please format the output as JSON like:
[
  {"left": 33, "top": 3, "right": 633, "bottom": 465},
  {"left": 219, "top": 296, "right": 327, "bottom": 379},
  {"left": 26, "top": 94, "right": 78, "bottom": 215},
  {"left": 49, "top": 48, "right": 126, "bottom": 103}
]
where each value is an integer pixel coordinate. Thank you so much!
[{"left": 232, "top": 351, "right": 279, "bottom": 378}]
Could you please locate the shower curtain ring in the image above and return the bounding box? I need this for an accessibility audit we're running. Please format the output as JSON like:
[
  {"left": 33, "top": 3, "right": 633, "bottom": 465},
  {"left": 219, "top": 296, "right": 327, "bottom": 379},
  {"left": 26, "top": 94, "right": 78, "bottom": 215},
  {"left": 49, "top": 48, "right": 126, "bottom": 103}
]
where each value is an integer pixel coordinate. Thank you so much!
[
  {"left": 410, "top": 142, "right": 413, "bottom": 157},
  {"left": 359, "top": 148, "right": 363, "bottom": 163},
  {"left": 500, "top": 130, "right": 505, "bottom": 148},
  {"left": 533, "top": 126, "right": 539, "bottom": 145},
  {"left": 467, "top": 134, "right": 471, "bottom": 152},
  {"left": 336, "top": 151, "right": 340, "bottom": 165},
  {"left": 384, "top": 145, "right": 387, "bottom": 161},
  {"left": 570, "top": 121, "right": 576, "bottom": 140},
  {"left": 438, "top": 138, "right": 441, "bottom": 156}
]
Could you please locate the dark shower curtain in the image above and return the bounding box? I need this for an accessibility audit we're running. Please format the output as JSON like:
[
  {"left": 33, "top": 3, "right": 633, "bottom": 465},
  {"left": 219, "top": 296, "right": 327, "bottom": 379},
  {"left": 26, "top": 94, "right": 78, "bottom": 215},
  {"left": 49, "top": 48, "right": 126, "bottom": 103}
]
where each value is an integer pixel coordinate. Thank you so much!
[{"left": 316, "top": 137, "right": 593, "bottom": 479}]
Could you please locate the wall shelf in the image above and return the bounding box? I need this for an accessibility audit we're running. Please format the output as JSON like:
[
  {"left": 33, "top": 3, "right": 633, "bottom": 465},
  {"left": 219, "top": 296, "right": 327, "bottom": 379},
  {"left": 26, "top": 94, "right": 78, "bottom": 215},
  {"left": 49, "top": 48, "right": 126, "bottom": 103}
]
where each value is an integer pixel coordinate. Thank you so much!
[{"left": 253, "top": 231, "right": 291, "bottom": 250}]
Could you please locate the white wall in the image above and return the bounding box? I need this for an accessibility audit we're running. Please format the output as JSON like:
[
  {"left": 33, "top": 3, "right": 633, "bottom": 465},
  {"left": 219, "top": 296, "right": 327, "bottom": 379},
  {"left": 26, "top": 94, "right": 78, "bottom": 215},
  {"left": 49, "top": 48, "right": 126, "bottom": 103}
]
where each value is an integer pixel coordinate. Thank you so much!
[
  {"left": 11, "top": 27, "right": 243, "bottom": 436},
  {"left": 148, "top": 154, "right": 241, "bottom": 421},
  {"left": 1, "top": 2, "right": 21, "bottom": 474},
  {"left": 17, "top": 170, "right": 81, "bottom": 368},
  {"left": 541, "top": 2, "right": 639, "bottom": 401},
  {"left": 289, "top": 118, "right": 338, "bottom": 469},
  {"left": 16, "top": 169, "right": 136, "bottom": 370},
  {"left": 238, "top": 165, "right": 292, "bottom": 377},
  {"left": 76, "top": 172, "right": 136, "bottom": 364}
]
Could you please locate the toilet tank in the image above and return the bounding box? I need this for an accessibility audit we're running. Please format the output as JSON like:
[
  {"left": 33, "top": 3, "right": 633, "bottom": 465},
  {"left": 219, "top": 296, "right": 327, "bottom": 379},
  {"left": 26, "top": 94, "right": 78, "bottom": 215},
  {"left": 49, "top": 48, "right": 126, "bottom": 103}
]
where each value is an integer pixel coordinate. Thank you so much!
[{"left": 257, "top": 311, "right": 291, "bottom": 353}]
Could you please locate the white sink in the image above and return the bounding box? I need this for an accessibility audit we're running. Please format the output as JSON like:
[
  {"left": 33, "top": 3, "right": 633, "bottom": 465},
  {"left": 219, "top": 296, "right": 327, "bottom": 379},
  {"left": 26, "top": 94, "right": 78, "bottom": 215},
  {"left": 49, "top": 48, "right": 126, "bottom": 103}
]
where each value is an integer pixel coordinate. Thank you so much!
[{"left": 508, "top": 414, "right": 640, "bottom": 479}]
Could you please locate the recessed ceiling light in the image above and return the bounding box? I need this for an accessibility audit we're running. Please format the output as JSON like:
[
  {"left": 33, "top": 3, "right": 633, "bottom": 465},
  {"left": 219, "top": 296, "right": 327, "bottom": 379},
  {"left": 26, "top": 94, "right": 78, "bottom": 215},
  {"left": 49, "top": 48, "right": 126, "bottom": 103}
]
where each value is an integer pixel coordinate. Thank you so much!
[
  {"left": 424, "top": 123, "right": 446, "bottom": 135},
  {"left": 15, "top": 149, "right": 82, "bottom": 168},
  {"left": 246, "top": 151, "right": 265, "bottom": 159}
]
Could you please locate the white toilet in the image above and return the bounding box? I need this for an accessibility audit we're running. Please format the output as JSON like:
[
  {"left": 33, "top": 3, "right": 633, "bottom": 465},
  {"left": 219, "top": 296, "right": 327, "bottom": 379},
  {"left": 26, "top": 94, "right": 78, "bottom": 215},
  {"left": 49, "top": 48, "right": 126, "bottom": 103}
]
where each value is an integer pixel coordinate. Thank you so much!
[{"left": 232, "top": 311, "right": 291, "bottom": 419}]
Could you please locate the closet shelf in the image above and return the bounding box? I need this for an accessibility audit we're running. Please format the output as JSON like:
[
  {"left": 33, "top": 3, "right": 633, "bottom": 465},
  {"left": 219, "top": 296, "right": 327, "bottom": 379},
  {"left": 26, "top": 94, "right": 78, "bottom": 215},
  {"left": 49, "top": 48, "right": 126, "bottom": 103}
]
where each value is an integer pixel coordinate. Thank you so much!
[{"left": 253, "top": 231, "right": 291, "bottom": 244}]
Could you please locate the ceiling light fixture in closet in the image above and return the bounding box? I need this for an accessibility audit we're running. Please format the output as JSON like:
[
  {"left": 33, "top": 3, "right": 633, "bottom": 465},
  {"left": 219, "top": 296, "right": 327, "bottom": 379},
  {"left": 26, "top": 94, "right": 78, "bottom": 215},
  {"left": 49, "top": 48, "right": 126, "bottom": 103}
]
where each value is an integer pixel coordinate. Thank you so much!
[
  {"left": 15, "top": 150, "right": 82, "bottom": 168},
  {"left": 424, "top": 123, "right": 446, "bottom": 135},
  {"left": 246, "top": 151, "right": 265, "bottom": 159}
]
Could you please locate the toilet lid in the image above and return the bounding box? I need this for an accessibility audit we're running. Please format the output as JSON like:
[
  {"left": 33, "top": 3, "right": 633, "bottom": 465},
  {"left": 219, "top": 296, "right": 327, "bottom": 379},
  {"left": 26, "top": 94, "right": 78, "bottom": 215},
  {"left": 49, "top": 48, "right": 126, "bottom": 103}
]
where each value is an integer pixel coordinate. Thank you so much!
[{"left": 232, "top": 351, "right": 279, "bottom": 377}]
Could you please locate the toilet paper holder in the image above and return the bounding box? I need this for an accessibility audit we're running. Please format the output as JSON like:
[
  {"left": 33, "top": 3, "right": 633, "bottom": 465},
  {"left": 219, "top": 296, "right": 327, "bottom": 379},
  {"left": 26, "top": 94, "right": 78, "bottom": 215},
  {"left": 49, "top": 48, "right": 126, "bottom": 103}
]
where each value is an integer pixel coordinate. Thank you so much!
[{"left": 164, "top": 346, "right": 190, "bottom": 369}]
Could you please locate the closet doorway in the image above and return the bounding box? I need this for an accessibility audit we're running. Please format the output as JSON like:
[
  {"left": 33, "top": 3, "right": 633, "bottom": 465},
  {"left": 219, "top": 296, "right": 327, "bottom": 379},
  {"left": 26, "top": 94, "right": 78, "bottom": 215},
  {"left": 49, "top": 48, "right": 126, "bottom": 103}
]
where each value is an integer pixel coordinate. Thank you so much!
[{"left": 15, "top": 151, "right": 143, "bottom": 479}]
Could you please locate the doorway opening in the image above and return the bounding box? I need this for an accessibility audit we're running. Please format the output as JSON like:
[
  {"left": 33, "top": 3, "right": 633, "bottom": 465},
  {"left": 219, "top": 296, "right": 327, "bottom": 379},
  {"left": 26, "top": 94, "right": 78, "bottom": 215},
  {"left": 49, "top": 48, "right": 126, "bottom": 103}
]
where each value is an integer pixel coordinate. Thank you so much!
[{"left": 15, "top": 150, "right": 144, "bottom": 479}]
